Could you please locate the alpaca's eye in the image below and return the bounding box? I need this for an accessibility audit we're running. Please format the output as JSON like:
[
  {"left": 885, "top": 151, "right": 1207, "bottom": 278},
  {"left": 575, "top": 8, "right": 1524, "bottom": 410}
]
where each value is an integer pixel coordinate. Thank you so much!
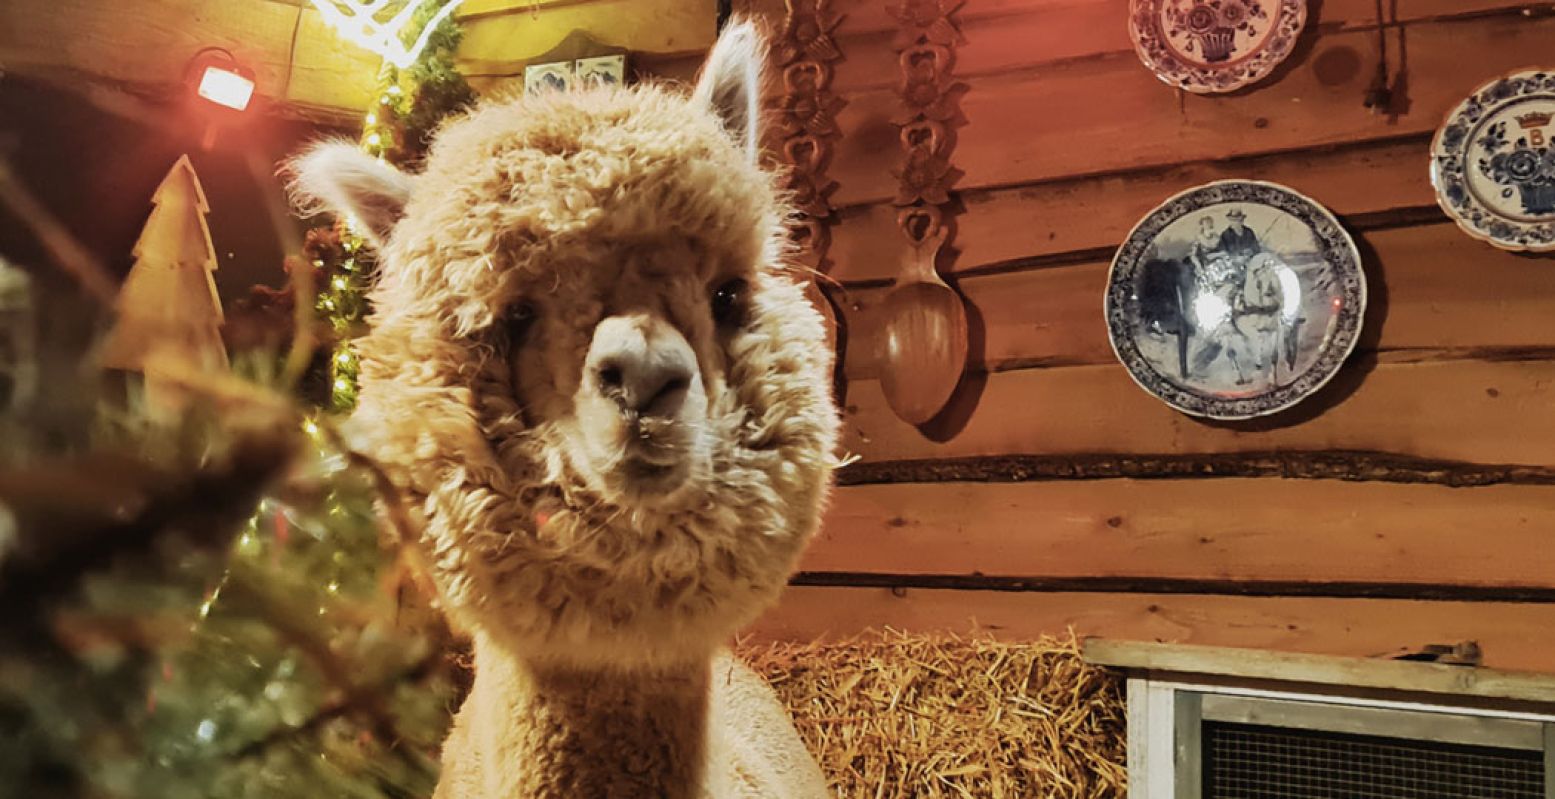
[
  {"left": 711, "top": 278, "right": 747, "bottom": 326},
  {"left": 504, "top": 302, "right": 536, "bottom": 342}
]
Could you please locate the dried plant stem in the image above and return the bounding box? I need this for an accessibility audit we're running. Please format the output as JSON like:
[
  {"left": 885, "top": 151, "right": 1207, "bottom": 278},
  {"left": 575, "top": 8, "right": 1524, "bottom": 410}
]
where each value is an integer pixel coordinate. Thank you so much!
[{"left": 0, "top": 159, "right": 117, "bottom": 304}]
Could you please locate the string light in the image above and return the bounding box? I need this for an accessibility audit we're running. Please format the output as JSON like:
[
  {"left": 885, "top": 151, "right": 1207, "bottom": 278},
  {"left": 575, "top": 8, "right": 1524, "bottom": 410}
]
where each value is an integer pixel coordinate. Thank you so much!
[{"left": 308, "top": 0, "right": 469, "bottom": 69}]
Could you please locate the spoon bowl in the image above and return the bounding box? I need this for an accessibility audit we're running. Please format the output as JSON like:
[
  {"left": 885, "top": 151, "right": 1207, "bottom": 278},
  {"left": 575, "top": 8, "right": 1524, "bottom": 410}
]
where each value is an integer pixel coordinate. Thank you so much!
[{"left": 879, "top": 279, "right": 968, "bottom": 425}]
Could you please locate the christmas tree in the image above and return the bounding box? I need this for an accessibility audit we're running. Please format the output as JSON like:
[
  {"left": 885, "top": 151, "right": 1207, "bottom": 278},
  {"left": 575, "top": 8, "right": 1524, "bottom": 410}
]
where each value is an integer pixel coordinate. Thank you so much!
[
  {"left": 98, "top": 155, "right": 229, "bottom": 380},
  {"left": 1, "top": 6, "right": 476, "bottom": 798}
]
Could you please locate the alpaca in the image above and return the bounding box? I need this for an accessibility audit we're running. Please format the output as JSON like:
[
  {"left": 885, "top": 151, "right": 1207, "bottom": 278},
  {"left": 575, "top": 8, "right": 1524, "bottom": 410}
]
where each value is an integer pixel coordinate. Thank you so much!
[{"left": 290, "top": 22, "right": 838, "bottom": 799}]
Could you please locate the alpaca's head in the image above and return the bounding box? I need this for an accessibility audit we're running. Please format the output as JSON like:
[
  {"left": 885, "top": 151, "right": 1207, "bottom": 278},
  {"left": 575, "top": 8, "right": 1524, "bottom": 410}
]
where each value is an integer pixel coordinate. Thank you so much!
[{"left": 290, "top": 23, "right": 838, "bottom": 667}]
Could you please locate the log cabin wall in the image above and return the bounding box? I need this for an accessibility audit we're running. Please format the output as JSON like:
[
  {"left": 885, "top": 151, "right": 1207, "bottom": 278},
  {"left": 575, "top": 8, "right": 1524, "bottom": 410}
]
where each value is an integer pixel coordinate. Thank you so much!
[
  {"left": 725, "top": 0, "right": 1555, "bottom": 673},
  {"left": 11, "top": 0, "right": 1552, "bottom": 670}
]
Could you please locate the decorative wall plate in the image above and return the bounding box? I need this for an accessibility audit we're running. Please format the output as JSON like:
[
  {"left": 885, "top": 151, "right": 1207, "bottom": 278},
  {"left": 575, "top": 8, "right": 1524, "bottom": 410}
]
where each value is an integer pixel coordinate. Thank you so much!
[
  {"left": 1431, "top": 69, "right": 1555, "bottom": 252},
  {"left": 1128, "top": 0, "right": 1307, "bottom": 94},
  {"left": 1105, "top": 180, "right": 1366, "bottom": 420}
]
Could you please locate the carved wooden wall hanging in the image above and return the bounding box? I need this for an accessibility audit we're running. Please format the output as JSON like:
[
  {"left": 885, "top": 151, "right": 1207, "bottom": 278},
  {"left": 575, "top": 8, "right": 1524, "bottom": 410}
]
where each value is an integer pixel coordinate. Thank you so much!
[
  {"left": 775, "top": 0, "right": 845, "bottom": 351},
  {"left": 877, "top": 0, "right": 969, "bottom": 426}
]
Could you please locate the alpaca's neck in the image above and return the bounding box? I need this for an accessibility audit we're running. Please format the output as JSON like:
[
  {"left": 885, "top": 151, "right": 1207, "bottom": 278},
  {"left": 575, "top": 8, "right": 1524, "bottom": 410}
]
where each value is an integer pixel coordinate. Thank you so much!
[{"left": 459, "top": 634, "right": 711, "bottom": 798}]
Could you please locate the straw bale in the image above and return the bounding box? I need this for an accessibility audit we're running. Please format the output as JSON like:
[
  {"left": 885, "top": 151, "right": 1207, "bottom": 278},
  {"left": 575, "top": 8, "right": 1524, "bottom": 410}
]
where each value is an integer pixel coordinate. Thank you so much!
[{"left": 737, "top": 630, "right": 1126, "bottom": 798}]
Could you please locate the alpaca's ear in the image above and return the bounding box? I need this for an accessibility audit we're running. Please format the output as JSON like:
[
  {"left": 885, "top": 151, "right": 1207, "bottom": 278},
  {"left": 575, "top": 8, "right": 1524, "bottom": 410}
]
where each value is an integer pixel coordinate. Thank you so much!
[
  {"left": 692, "top": 20, "right": 765, "bottom": 161},
  {"left": 287, "top": 141, "right": 412, "bottom": 248}
]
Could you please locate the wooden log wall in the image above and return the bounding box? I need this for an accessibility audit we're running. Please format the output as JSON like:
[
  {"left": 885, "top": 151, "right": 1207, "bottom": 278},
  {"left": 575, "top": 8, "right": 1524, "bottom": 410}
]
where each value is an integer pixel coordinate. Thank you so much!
[{"left": 727, "top": 0, "right": 1555, "bottom": 674}]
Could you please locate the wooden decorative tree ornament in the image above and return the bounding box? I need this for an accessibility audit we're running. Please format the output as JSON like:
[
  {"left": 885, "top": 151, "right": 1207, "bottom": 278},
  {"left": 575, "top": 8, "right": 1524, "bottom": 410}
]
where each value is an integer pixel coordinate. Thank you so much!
[{"left": 99, "top": 155, "right": 229, "bottom": 401}]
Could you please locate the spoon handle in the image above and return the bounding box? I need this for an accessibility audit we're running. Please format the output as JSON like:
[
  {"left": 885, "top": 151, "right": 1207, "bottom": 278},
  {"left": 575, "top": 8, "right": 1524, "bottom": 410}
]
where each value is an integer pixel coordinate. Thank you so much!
[{"left": 898, "top": 206, "right": 949, "bottom": 284}]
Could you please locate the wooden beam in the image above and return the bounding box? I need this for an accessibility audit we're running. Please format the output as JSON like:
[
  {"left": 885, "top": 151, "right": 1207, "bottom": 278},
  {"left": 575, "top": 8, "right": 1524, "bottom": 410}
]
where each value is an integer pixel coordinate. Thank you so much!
[
  {"left": 836, "top": 222, "right": 1555, "bottom": 377},
  {"left": 1081, "top": 639, "right": 1555, "bottom": 704},
  {"left": 822, "top": 0, "right": 1538, "bottom": 93},
  {"left": 745, "top": 587, "right": 1555, "bottom": 673},
  {"left": 455, "top": 0, "right": 716, "bottom": 78},
  {"left": 838, "top": 358, "right": 1555, "bottom": 466},
  {"left": 802, "top": 480, "right": 1555, "bottom": 588},
  {"left": 0, "top": 0, "right": 381, "bottom": 114},
  {"left": 827, "top": 136, "right": 1437, "bottom": 284},
  {"left": 835, "top": 450, "right": 1555, "bottom": 486},
  {"left": 823, "top": 13, "right": 1555, "bottom": 207}
]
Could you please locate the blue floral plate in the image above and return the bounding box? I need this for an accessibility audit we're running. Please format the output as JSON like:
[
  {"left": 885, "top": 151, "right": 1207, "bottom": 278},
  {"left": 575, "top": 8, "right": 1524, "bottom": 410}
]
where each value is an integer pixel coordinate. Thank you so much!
[
  {"left": 1105, "top": 180, "right": 1367, "bottom": 419},
  {"left": 1432, "top": 69, "right": 1555, "bottom": 252}
]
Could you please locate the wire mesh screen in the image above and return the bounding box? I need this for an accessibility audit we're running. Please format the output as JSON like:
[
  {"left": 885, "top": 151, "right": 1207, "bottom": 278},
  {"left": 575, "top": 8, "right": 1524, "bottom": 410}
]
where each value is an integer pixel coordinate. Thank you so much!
[{"left": 1204, "top": 721, "right": 1545, "bottom": 799}]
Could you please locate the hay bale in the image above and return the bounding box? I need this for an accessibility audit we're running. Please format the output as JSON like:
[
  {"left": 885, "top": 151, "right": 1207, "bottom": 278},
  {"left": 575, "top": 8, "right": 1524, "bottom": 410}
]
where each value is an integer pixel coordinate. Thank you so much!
[{"left": 737, "top": 630, "right": 1127, "bottom": 798}]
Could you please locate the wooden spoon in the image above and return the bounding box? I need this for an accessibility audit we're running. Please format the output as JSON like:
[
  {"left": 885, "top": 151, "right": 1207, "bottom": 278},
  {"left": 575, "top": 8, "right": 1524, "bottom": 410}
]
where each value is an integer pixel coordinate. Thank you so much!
[{"left": 879, "top": 206, "right": 968, "bottom": 425}]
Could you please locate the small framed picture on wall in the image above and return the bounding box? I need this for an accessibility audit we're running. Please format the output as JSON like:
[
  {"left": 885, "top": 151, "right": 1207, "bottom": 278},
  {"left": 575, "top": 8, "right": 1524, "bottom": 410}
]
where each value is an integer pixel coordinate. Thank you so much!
[
  {"left": 524, "top": 61, "right": 575, "bottom": 95},
  {"left": 575, "top": 54, "right": 626, "bottom": 88}
]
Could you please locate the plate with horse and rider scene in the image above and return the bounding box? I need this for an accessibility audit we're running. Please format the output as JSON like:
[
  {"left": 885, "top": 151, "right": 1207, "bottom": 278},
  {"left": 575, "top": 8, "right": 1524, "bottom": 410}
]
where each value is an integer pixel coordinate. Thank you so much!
[{"left": 1104, "top": 180, "right": 1367, "bottom": 420}]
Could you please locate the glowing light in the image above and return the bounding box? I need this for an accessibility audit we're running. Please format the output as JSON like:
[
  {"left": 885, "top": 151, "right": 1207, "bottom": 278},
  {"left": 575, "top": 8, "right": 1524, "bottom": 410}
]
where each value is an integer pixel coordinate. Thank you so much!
[
  {"left": 1276, "top": 264, "right": 1302, "bottom": 322},
  {"left": 335, "top": 349, "right": 353, "bottom": 365},
  {"left": 197, "top": 583, "right": 224, "bottom": 620},
  {"left": 308, "top": 0, "right": 469, "bottom": 69},
  {"left": 197, "top": 65, "right": 255, "bottom": 111},
  {"left": 365, "top": 112, "right": 378, "bottom": 125},
  {"left": 334, "top": 378, "right": 351, "bottom": 392},
  {"left": 302, "top": 418, "right": 320, "bottom": 436},
  {"left": 365, "top": 131, "right": 382, "bottom": 147},
  {"left": 1192, "top": 293, "right": 1231, "bottom": 330},
  {"left": 332, "top": 275, "right": 349, "bottom": 290}
]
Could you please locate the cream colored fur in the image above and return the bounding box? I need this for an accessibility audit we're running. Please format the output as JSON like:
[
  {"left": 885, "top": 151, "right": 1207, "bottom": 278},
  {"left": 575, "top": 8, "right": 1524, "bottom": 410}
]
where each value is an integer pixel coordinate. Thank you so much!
[{"left": 290, "top": 21, "right": 836, "bottom": 799}]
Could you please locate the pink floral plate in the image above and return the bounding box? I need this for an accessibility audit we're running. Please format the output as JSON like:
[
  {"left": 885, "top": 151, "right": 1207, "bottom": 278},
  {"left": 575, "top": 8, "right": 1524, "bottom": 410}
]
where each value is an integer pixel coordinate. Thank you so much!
[{"left": 1128, "top": 0, "right": 1308, "bottom": 94}]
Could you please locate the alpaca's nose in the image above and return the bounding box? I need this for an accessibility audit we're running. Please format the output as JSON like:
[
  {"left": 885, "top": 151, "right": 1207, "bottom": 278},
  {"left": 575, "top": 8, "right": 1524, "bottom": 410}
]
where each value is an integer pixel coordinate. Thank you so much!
[{"left": 587, "top": 314, "right": 698, "bottom": 419}]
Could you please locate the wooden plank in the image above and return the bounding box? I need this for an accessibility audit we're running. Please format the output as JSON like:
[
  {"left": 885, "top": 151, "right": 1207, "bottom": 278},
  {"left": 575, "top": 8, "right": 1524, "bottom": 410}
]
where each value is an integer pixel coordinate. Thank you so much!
[
  {"left": 456, "top": 0, "right": 716, "bottom": 75},
  {"left": 836, "top": 222, "right": 1555, "bottom": 376},
  {"left": 838, "top": 358, "right": 1555, "bottom": 465},
  {"left": 1082, "top": 640, "right": 1555, "bottom": 704},
  {"left": 827, "top": 136, "right": 1434, "bottom": 284},
  {"left": 799, "top": 0, "right": 1532, "bottom": 45},
  {"left": 824, "top": 0, "right": 1532, "bottom": 93},
  {"left": 746, "top": 587, "right": 1555, "bottom": 673},
  {"left": 825, "top": 13, "right": 1555, "bottom": 207},
  {"left": 804, "top": 480, "right": 1555, "bottom": 587},
  {"left": 0, "top": 0, "right": 381, "bottom": 112},
  {"left": 458, "top": 0, "right": 605, "bottom": 18},
  {"left": 288, "top": 5, "right": 384, "bottom": 111}
]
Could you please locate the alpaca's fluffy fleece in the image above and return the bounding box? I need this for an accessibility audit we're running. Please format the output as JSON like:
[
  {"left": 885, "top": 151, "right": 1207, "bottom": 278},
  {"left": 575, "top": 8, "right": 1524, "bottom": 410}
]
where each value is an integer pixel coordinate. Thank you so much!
[{"left": 342, "top": 80, "right": 839, "bottom": 667}]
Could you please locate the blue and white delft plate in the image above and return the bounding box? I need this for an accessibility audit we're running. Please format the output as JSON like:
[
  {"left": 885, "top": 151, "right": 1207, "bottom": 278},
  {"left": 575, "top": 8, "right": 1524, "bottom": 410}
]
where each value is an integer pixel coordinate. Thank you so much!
[
  {"left": 1128, "top": 0, "right": 1307, "bottom": 94},
  {"left": 1431, "top": 69, "right": 1555, "bottom": 252},
  {"left": 1105, "top": 180, "right": 1366, "bottom": 419}
]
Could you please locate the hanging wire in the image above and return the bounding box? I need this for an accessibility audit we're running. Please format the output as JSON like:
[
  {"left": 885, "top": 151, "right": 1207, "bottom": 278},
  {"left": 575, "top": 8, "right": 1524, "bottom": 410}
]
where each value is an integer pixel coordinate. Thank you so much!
[{"left": 1363, "top": 0, "right": 1392, "bottom": 113}]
